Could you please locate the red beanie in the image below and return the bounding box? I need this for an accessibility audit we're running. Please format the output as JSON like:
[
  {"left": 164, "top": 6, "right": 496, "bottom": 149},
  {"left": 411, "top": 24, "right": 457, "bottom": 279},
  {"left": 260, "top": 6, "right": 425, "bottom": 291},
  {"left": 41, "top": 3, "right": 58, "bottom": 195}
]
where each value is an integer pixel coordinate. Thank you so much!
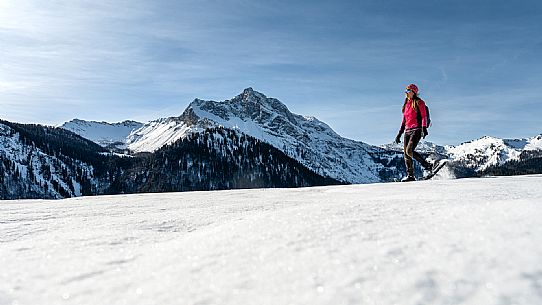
[{"left": 406, "top": 84, "right": 419, "bottom": 94}]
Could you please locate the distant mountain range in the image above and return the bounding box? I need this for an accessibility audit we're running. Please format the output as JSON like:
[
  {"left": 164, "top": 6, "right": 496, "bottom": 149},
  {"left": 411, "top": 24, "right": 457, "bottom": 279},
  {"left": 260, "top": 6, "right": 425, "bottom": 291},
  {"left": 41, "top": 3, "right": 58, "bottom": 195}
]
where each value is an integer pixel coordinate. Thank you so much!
[
  {"left": 1, "top": 88, "right": 541, "bottom": 199},
  {"left": 446, "top": 135, "right": 542, "bottom": 171},
  {"left": 60, "top": 88, "right": 542, "bottom": 180}
]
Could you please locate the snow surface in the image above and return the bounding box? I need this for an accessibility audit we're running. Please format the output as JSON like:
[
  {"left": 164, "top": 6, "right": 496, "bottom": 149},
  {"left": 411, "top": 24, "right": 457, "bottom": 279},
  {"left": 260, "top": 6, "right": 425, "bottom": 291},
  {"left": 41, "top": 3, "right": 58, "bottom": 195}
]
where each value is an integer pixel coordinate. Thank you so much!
[{"left": 1, "top": 175, "right": 542, "bottom": 305}]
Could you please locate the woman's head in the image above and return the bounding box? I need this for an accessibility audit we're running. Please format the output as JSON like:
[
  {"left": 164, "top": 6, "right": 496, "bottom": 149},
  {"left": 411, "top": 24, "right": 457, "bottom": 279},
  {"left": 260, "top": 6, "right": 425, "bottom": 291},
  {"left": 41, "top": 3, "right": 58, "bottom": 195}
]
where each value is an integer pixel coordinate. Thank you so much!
[
  {"left": 406, "top": 83, "right": 419, "bottom": 94},
  {"left": 405, "top": 83, "right": 419, "bottom": 99},
  {"left": 403, "top": 83, "right": 420, "bottom": 112}
]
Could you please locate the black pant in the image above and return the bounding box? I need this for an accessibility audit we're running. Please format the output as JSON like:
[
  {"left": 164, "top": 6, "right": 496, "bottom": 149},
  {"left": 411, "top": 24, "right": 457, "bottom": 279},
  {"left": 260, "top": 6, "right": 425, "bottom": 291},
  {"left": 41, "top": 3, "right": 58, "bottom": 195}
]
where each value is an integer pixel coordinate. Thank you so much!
[{"left": 403, "top": 129, "right": 431, "bottom": 176}]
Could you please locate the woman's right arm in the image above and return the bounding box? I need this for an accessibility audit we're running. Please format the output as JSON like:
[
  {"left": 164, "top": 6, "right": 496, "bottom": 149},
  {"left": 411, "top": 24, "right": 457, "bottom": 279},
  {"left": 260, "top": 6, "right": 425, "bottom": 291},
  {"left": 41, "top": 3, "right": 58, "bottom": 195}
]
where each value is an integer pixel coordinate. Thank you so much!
[{"left": 395, "top": 116, "right": 406, "bottom": 144}]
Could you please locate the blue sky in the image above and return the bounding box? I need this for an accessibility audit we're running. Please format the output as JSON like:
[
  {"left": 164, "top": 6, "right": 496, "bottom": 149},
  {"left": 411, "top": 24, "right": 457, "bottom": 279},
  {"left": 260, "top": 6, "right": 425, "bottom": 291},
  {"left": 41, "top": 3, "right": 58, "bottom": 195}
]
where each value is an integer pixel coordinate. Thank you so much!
[{"left": 1, "top": 0, "right": 541, "bottom": 145}]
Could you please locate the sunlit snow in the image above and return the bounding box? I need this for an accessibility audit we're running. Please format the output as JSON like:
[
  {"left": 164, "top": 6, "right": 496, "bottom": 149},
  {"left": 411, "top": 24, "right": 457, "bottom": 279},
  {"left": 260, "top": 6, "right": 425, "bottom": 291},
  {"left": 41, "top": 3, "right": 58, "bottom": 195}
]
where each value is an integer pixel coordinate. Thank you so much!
[{"left": 1, "top": 175, "right": 541, "bottom": 305}]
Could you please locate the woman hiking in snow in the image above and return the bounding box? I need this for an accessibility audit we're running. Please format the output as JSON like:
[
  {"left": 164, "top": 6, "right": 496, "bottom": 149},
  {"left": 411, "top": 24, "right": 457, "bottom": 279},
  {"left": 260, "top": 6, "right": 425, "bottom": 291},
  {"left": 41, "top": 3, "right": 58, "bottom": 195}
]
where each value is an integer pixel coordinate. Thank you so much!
[{"left": 394, "top": 84, "right": 436, "bottom": 182}]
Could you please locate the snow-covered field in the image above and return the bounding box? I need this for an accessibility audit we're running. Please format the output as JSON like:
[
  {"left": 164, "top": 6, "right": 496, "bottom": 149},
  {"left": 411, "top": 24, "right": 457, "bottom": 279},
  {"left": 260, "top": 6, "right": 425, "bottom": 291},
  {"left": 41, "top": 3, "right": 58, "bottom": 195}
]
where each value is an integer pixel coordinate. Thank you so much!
[{"left": 1, "top": 175, "right": 541, "bottom": 305}]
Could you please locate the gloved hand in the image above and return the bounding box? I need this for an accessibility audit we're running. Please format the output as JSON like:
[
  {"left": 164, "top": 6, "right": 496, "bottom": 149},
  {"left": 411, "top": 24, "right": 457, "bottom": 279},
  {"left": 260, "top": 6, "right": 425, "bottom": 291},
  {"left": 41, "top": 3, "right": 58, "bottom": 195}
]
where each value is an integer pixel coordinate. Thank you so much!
[
  {"left": 394, "top": 134, "right": 402, "bottom": 144},
  {"left": 422, "top": 127, "right": 428, "bottom": 139}
]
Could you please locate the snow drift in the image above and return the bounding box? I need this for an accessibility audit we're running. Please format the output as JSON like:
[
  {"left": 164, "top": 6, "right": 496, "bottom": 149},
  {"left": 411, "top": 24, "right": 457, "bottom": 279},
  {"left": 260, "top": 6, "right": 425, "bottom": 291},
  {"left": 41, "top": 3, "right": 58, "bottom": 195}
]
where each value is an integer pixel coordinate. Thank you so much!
[{"left": 1, "top": 175, "right": 541, "bottom": 305}]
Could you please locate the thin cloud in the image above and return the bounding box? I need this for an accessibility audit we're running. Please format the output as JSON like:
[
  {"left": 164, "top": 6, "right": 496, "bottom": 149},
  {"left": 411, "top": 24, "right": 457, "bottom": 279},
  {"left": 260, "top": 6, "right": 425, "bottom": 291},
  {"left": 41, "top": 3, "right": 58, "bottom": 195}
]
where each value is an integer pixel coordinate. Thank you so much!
[{"left": 0, "top": 0, "right": 540, "bottom": 145}]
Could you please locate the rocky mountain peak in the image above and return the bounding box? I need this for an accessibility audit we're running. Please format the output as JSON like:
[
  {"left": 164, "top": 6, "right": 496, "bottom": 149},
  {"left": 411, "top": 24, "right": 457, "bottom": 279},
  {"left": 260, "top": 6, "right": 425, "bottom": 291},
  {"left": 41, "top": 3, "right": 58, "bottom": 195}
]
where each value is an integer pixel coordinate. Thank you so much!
[
  {"left": 185, "top": 88, "right": 297, "bottom": 126},
  {"left": 230, "top": 88, "right": 292, "bottom": 119},
  {"left": 241, "top": 87, "right": 257, "bottom": 100}
]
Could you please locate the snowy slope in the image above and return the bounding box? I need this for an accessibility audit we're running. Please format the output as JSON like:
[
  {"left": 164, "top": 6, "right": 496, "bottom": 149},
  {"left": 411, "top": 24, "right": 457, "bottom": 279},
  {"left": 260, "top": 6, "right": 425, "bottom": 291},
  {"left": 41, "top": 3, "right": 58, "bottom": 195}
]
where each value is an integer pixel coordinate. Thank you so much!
[
  {"left": 125, "top": 117, "right": 200, "bottom": 153},
  {"left": 0, "top": 123, "right": 94, "bottom": 199},
  {"left": 60, "top": 119, "right": 143, "bottom": 149},
  {"left": 446, "top": 135, "right": 542, "bottom": 171},
  {"left": 1, "top": 175, "right": 541, "bottom": 305},
  {"left": 524, "top": 134, "right": 542, "bottom": 151}
]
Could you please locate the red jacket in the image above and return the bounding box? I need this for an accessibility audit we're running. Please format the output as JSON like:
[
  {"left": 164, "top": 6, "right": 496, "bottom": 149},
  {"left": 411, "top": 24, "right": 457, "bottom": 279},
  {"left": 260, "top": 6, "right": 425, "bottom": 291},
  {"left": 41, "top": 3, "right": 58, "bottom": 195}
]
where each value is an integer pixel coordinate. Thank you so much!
[{"left": 401, "top": 99, "right": 428, "bottom": 130}]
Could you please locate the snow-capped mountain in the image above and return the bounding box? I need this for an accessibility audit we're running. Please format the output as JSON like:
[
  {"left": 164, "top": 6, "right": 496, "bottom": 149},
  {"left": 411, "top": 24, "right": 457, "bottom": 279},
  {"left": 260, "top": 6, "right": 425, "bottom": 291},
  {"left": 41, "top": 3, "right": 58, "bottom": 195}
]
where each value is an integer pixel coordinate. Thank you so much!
[
  {"left": 446, "top": 134, "right": 542, "bottom": 171},
  {"left": 60, "top": 119, "right": 143, "bottom": 150},
  {"left": 126, "top": 88, "right": 399, "bottom": 183}
]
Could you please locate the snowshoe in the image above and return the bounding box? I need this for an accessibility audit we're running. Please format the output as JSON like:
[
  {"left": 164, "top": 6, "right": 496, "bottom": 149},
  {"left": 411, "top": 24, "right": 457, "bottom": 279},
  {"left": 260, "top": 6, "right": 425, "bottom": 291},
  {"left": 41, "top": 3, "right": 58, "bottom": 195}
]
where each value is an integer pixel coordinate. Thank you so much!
[
  {"left": 423, "top": 159, "right": 448, "bottom": 180},
  {"left": 401, "top": 175, "right": 416, "bottom": 182}
]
